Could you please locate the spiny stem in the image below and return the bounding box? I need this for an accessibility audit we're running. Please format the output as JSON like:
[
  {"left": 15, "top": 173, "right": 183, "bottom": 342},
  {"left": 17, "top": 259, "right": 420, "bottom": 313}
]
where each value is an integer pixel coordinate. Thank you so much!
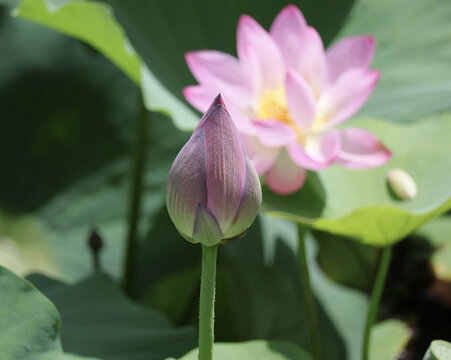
[
  {"left": 297, "top": 225, "right": 321, "bottom": 360},
  {"left": 362, "top": 246, "right": 392, "bottom": 360},
  {"left": 198, "top": 244, "right": 219, "bottom": 360},
  {"left": 122, "top": 96, "right": 148, "bottom": 297}
]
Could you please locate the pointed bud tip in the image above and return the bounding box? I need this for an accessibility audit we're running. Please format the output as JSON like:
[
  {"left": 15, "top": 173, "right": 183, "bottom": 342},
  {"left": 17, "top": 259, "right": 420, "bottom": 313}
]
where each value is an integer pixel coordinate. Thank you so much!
[
  {"left": 208, "top": 94, "right": 228, "bottom": 113},
  {"left": 213, "top": 93, "right": 226, "bottom": 107},
  {"left": 196, "top": 94, "right": 231, "bottom": 130}
]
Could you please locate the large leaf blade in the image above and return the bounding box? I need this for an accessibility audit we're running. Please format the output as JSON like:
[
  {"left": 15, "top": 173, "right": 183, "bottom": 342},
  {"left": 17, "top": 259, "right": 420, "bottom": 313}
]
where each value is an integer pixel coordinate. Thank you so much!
[{"left": 0, "top": 266, "right": 99, "bottom": 360}]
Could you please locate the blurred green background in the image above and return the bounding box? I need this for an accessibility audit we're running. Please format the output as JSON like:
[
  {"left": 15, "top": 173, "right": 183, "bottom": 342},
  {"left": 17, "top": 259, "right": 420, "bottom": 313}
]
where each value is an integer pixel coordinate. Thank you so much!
[{"left": 0, "top": 0, "right": 450, "bottom": 359}]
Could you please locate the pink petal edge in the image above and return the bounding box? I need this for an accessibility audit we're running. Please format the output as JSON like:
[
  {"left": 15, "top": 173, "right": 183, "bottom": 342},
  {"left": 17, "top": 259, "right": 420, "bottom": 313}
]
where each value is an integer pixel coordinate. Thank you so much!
[
  {"left": 270, "top": 5, "right": 307, "bottom": 70},
  {"left": 185, "top": 50, "right": 251, "bottom": 108},
  {"left": 183, "top": 85, "right": 255, "bottom": 135},
  {"left": 285, "top": 70, "right": 316, "bottom": 132},
  {"left": 237, "top": 14, "right": 285, "bottom": 92},
  {"left": 336, "top": 128, "right": 392, "bottom": 169},
  {"left": 265, "top": 150, "right": 307, "bottom": 194},
  {"left": 326, "top": 35, "right": 375, "bottom": 83},
  {"left": 288, "top": 132, "right": 340, "bottom": 170},
  {"left": 317, "top": 68, "right": 380, "bottom": 129},
  {"left": 183, "top": 85, "right": 217, "bottom": 113},
  {"left": 295, "top": 26, "right": 327, "bottom": 98},
  {"left": 242, "top": 134, "right": 279, "bottom": 174},
  {"left": 250, "top": 119, "right": 298, "bottom": 148}
]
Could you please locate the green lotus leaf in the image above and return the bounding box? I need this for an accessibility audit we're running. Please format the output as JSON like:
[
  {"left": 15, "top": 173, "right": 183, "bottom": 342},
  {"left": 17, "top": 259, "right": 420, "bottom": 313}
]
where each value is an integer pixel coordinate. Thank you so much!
[
  {"left": 370, "top": 320, "right": 412, "bottom": 360},
  {"left": 0, "top": 265, "right": 99, "bottom": 360}
]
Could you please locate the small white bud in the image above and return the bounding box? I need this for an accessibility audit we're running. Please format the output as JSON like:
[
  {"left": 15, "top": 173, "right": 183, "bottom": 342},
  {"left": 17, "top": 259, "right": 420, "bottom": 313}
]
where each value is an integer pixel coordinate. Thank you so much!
[{"left": 387, "top": 168, "right": 417, "bottom": 200}]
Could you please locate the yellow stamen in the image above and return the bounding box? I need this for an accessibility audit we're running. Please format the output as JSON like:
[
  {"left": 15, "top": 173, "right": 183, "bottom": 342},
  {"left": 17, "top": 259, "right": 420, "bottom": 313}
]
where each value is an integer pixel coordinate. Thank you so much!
[
  {"left": 256, "top": 86, "right": 304, "bottom": 141},
  {"left": 256, "top": 86, "right": 328, "bottom": 142}
]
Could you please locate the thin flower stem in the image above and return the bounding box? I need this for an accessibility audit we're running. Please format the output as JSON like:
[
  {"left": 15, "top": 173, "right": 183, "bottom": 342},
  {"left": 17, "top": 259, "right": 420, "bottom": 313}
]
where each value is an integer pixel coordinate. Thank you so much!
[
  {"left": 362, "top": 246, "right": 393, "bottom": 360},
  {"left": 122, "top": 96, "right": 148, "bottom": 297},
  {"left": 198, "top": 244, "right": 219, "bottom": 360},
  {"left": 93, "top": 253, "right": 101, "bottom": 273},
  {"left": 297, "top": 225, "right": 321, "bottom": 360}
]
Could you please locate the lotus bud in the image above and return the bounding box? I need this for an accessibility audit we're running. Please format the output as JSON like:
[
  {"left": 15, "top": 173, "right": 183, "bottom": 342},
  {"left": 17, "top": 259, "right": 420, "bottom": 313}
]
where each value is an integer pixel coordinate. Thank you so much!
[
  {"left": 387, "top": 168, "right": 417, "bottom": 200},
  {"left": 166, "top": 94, "right": 262, "bottom": 246}
]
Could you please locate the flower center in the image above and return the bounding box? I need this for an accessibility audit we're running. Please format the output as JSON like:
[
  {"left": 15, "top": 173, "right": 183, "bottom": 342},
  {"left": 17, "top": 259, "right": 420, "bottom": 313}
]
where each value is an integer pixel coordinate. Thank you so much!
[
  {"left": 257, "top": 87, "right": 293, "bottom": 125},
  {"left": 256, "top": 86, "right": 329, "bottom": 140},
  {"left": 256, "top": 86, "right": 304, "bottom": 139}
]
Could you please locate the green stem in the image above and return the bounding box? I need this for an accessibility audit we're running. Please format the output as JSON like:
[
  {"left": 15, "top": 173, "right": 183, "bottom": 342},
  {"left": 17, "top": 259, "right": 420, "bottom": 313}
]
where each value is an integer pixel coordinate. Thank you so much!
[
  {"left": 297, "top": 225, "right": 321, "bottom": 360},
  {"left": 93, "top": 253, "right": 101, "bottom": 273},
  {"left": 362, "top": 246, "right": 392, "bottom": 360},
  {"left": 198, "top": 244, "right": 219, "bottom": 360},
  {"left": 122, "top": 96, "right": 148, "bottom": 297}
]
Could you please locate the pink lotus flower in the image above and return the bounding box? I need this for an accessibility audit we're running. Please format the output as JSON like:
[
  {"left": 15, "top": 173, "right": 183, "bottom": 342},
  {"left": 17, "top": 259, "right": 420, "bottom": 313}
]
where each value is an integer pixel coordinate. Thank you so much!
[
  {"left": 183, "top": 5, "right": 392, "bottom": 194},
  {"left": 166, "top": 95, "right": 261, "bottom": 246}
]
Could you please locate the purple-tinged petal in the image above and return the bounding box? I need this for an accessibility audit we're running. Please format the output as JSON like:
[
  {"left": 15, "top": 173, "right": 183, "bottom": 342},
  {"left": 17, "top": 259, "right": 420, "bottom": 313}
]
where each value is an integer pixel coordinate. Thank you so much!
[
  {"left": 223, "top": 157, "right": 262, "bottom": 239},
  {"left": 185, "top": 50, "right": 251, "bottom": 108},
  {"left": 265, "top": 150, "right": 307, "bottom": 194},
  {"left": 285, "top": 70, "right": 316, "bottom": 132},
  {"left": 296, "top": 26, "right": 327, "bottom": 98},
  {"left": 270, "top": 5, "right": 307, "bottom": 69},
  {"left": 317, "top": 68, "right": 380, "bottom": 129},
  {"left": 197, "top": 96, "right": 247, "bottom": 231},
  {"left": 183, "top": 85, "right": 254, "bottom": 134},
  {"left": 326, "top": 36, "right": 375, "bottom": 83},
  {"left": 237, "top": 14, "right": 285, "bottom": 91},
  {"left": 288, "top": 132, "right": 340, "bottom": 170},
  {"left": 251, "top": 119, "right": 297, "bottom": 148},
  {"left": 166, "top": 130, "right": 207, "bottom": 239},
  {"left": 242, "top": 134, "right": 279, "bottom": 174},
  {"left": 336, "top": 128, "right": 392, "bottom": 169},
  {"left": 192, "top": 204, "right": 224, "bottom": 246},
  {"left": 167, "top": 95, "right": 261, "bottom": 245},
  {"left": 305, "top": 131, "right": 341, "bottom": 165}
]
